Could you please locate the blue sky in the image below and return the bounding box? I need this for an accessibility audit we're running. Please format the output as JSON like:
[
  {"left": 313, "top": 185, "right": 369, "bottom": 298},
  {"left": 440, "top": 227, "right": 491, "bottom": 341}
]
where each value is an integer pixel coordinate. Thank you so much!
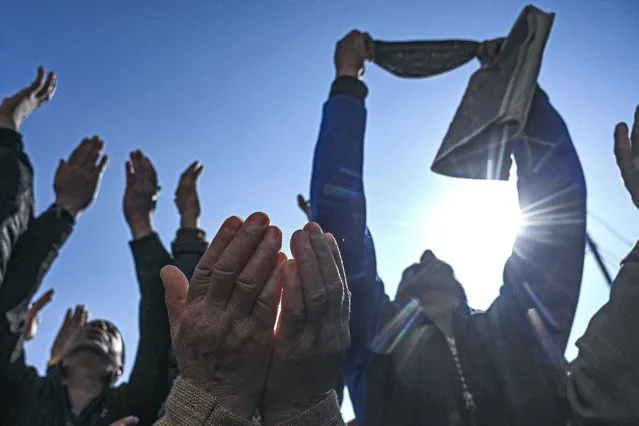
[{"left": 3, "top": 0, "right": 638, "bottom": 421}]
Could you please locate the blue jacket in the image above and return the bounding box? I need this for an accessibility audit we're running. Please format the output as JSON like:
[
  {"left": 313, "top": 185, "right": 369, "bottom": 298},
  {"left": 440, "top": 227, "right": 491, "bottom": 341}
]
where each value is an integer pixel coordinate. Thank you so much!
[{"left": 310, "top": 79, "right": 586, "bottom": 425}]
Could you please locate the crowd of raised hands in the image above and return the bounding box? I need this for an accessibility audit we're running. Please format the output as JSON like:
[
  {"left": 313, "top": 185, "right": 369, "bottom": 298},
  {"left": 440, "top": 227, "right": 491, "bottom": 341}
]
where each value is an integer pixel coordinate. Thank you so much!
[
  {"left": 0, "top": 45, "right": 353, "bottom": 425},
  {"left": 1, "top": 28, "right": 639, "bottom": 426}
]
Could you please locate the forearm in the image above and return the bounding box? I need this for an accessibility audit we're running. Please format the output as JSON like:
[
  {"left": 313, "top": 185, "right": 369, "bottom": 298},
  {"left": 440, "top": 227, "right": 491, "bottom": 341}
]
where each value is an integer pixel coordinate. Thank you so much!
[
  {"left": 0, "top": 128, "right": 34, "bottom": 287},
  {"left": 127, "top": 233, "right": 173, "bottom": 422},
  {"left": 505, "top": 87, "right": 586, "bottom": 351},
  {"left": 310, "top": 78, "right": 387, "bottom": 421},
  {"left": 567, "top": 242, "right": 639, "bottom": 425}
]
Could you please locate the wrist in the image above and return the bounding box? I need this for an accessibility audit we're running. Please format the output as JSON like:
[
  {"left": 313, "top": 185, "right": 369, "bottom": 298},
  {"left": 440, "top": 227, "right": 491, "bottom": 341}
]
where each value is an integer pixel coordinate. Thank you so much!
[
  {"left": 0, "top": 116, "right": 18, "bottom": 132},
  {"left": 128, "top": 218, "right": 154, "bottom": 240},
  {"left": 336, "top": 67, "right": 360, "bottom": 78},
  {"left": 180, "top": 216, "right": 199, "bottom": 229},
  {"left": 53, "top": 199, "right": 81, "bottom": 220}
]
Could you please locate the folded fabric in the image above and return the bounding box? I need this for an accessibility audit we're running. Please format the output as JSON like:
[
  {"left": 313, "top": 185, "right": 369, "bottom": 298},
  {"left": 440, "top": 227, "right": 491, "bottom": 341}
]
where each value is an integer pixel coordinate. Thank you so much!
[{"left": 372, "top": 5, "right": 555, "bottom": 181}]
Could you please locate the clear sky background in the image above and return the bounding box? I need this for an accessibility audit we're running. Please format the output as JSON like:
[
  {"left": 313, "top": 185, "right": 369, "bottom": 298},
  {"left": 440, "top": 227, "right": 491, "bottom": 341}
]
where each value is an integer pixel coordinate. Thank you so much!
[{"left": 2, "top": 0, "right": 638, "bottom": 421}]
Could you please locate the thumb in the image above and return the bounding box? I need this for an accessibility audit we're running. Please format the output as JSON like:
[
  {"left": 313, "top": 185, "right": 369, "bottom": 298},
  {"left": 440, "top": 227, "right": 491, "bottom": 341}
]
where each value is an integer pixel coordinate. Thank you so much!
[
  {"left": 161, "top": 265, "right": 189, "bottom": 340},
  {"left": 109, "top": 416, "right": 139, "bottom": 426}
]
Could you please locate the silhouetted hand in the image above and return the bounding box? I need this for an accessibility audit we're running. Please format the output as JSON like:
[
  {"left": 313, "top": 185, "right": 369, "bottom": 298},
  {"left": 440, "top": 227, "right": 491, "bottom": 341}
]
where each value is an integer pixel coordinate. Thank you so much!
[
  {"left": 335, "top": 30, "right": 374, "bottom": 78},
  {"left": 614, "top": 105, "right": 639, "bottom": 209},
  {"left": 0, "top": 67, "right": 57, "bottom": 131},
  {"left": 161, "top": 212, "right": 286, "bottom": 420},
  {"left": 477, "top": 38, "right": 505, "bottom": 67},
  {"left": 23, "top": 289, "right": 54, "bottom": 341},
  {"left": 109, "top": 416, "right": 139, "bottom": 426},
  {"left": 175, "top": 161, "right": 204, "bottom": 229},
  {"left": 296, "top": 194, "right": 312, "bottom": 222},
  {"left": 261, "top": 223, "right": 350, "bottom": 425},
  {"left": 51, "top": 305, "right": 88, "bottom": 361},
  {"left": 54, "top": 136, "right": 109, "bottom": 219},
  {"left": 123, "top": 150, "right": 159, "bottom": 239}
]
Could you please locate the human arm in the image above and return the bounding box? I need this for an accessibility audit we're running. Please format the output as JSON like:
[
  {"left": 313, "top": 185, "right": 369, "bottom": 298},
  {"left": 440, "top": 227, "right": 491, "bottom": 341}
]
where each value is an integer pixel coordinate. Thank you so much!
[
  {"left": 172, "top": 161, "right": 207, "bottom": 280},
  {"left": 0, "top": 67, "right": 56, "bottom": 286},
  {"left": 309, "top": 30, "right": 389, "bottom": 420},
  {"left": 115, "top": 151, "right": 173, "bottom": 423},
  {"left": 567, "top": 105, "right": 639, "bottom": 425},
  {"left": 488, "top": 87, "right": 587, "bottom": 353},
  {"left": 1, "top": 137, "right": 107, "bottom": 362}
]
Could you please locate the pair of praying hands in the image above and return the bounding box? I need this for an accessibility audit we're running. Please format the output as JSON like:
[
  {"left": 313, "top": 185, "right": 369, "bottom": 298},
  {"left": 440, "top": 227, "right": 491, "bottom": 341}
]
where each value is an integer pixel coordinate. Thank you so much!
[{"left": 161, "top": 213, "right": 350, "bottom": 424}]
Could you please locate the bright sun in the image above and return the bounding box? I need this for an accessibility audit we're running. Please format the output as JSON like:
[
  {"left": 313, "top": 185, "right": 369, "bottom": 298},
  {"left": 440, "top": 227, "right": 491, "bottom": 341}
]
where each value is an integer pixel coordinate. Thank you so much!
[{"left": 421, "top": 180, "right": 522, "bottom": 308}]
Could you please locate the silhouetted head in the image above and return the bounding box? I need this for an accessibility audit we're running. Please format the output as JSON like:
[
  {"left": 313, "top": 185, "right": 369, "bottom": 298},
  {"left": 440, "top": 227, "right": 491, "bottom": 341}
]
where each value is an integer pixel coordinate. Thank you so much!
[
  {"left": 61, "top": 319, "right": 125, "bottom": 385},
  {"left": 395, "top": 250, "right": 467, "bottom": 307}
]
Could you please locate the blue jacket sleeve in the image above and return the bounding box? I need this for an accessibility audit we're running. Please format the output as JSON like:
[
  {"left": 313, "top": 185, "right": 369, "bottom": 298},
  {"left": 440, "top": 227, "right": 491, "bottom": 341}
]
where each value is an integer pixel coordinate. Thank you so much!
[
  {"left": 488, "top": 87, "right": 587, "bottom": 354},
  {"left": 310, "top": 92, "right": 390, "bottom": 421}
]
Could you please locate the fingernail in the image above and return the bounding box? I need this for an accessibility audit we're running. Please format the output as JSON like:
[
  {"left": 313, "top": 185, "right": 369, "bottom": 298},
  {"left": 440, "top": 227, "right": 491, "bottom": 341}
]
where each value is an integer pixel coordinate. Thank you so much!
[
  {"left": 224, "top": 216, "right": 243, "bottom": 231},
  {"left": 266, "top": 226, "right": 281, "bottom": 241},
  {"left": 247, "top": 212, "right": 268, "bottom": 226},
  {"left": 304, "top": 222, "right": 322, "bottom": 234}
]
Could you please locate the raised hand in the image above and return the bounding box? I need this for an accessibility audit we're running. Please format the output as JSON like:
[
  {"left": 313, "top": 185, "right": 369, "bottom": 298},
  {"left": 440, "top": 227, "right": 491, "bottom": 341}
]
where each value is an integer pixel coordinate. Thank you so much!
[
  {"left": 23, "top": 289, "right": 55, "bottom": 341},
  {"left": 261, "top": 222, "right": 350, "bottom": 425},
  {"left": 175, "top": 161, "right": 204, "bottom": 229},
  {"left": 614, "top": 105, "right": 639, "bottom": 208},
  {"left": 50, "top": 305, "right": 88, "bottom": 362},
  {"left": 54, "top": 136, "right": 109, "bottom": 219},
  {"left": 335, "top": 30, "right": 374, "bottom": 78},
  {"left": 123, "top": 150, "right": 160, "bottom": 238},
  {"left": 0, "top": 67, "right": 57, "bottom": 131},
  {"left": 161, "top": 212, "right": 286, "bottom": 420},
  {"left": 296, "top": 194, "right": 312, "bottom": 222}
]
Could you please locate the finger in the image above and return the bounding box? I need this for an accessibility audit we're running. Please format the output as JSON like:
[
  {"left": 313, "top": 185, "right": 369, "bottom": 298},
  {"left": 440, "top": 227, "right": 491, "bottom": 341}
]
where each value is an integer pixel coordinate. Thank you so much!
[
  {"left": 130, "top": 151, "right": 144, "bottom": 176},
  {"left": 193, "top": 163, "right": 204, "bottom": 180},
  {"left": 206, "top": 212, "right": 270, "bottom": 308},
  {"left": 125, "top": 160, "right": 134, "bottom": 185},
  {"left": 36, "top": 71, "right": 56, "bottom": 100},
  {"left": 68, "top": 139, "right": 91, "bottom": 166},
  {"left": 277, "top": 259, "right": 305, "bottom": 340},
  {"left": 62, "top": 308, "right": 73, "bottom": 326},
  {"left": 71, "top": 305, "right": 84, "bottom": 324},
  {"left": 305, "top": 225, "right": 344, "bottom": 321},
  {"left": 325, "top": 233, "right": 346, "bottom": 283},
  {"left": 45, "top": 72, "right": 58, "bottom": 101},
  {"left": 182, "top": 161, "right": 199, "bottom": 178},
  {"left": 141, "top": 155, "right": 158, "bottom": 187},
  {"left": 161, "top": 265, "right": 189, "bottom": 341},
  {"left": 96, "top": 155, "right": 109, "bottom": 176},
  {"left": 304, "top": 222, "right": 344, "bottom": 318},
  {"left": 326, "top": 233, "right": 350, "bottom": 322},
  {"left": 187, "top": 216, "right": 244, "bottom": 302},
  {"left": 78, "top": 305, "right": 89, "bottom": 325},
  {"left": 31, "top": 289, "right": 55, "bottom": 314},
  {"left": 229, "top": 225, "right": 283, "bottom": 317},
  {"left": 253, "top": 252, "right": 287, "bottom": 329},
  {"left": 109, "top": 416, "right": 139, "bottom": 426},
  {"left": 83, "top": 137, "right": 103, "bottom": 167},
  {"left": 363, "top": 32, "right": 374, "bottom": 59},
  {"left": 29, "top": 66, "right": 46, "bottom": 94},
  {"left": 614, "top": 122, "right": 634, "bottom": 179},
  {"left": 291, "top": 230, "right": 327, "bottom": 321}
]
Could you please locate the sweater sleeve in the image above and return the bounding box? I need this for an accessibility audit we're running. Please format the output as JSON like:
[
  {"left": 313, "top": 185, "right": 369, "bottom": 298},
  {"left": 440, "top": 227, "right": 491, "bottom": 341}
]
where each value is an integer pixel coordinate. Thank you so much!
[
  {"left": 155, "top": 377, "right": 257, "bottom": 426},
  {"left": 567, "top": 241, "right": 639, "bottom": 425},
  {"left": 156, "top": 378, "right": 344, "bottom": 426}
]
